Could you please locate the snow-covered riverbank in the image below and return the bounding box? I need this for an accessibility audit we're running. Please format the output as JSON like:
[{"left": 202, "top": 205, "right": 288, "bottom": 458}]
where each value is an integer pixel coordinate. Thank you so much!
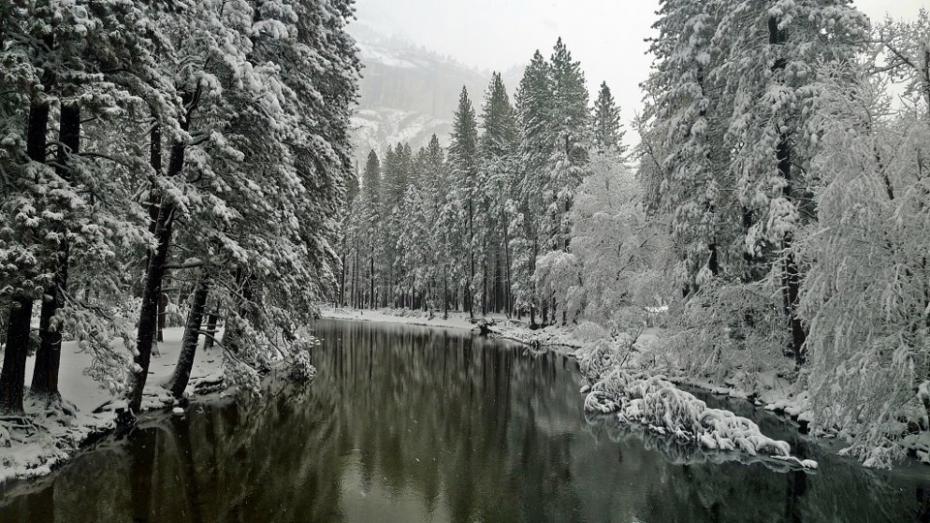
[
  {"left": 320, "top": 307, "right": 819, "bottom": 468},
  {"left": 0, "top": 328, "right": 227, "bottom": 484}
]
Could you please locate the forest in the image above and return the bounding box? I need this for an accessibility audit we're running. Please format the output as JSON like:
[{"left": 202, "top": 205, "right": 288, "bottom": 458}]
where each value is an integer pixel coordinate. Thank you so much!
[
  {"left": 0, "top": 0, "right": 928, "bottom": 490},
  {"left": 0, "top": 0, "right": 359, "bottom": 423},
  {"left": 335, "top": 5, "right": 930, "bottom": 467}
]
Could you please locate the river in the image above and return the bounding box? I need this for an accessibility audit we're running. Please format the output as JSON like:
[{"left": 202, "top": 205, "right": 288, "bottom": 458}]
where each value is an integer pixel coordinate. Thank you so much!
[{"left": 1, "top": 319, "right": 928, "bottom": 522}]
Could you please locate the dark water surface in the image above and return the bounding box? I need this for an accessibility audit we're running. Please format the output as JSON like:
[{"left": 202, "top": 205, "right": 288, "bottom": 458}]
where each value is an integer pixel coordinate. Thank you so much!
[{"left": 1, "top": 319, "right": 928, "bottom": 522}]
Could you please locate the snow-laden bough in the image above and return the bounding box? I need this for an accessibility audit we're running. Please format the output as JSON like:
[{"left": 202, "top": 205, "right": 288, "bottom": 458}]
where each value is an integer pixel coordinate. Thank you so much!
[{"left": 578, "top": 338, "right": 816, "bottom": 469}]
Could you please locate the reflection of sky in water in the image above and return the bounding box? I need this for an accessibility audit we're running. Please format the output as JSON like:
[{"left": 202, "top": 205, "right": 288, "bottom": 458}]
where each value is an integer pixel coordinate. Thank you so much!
[{"left": 1, "top": 319, "right": 928, "bottom": 522}]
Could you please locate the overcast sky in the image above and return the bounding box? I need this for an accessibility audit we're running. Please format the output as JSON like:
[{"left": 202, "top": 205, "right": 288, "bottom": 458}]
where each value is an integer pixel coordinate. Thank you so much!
[{"left": 352, "top": 0, "right": 929, "bottom": 125}]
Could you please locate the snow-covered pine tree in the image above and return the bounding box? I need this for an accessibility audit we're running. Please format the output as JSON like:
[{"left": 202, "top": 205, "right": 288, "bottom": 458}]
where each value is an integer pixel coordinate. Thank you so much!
[
  {"left": 448, "top": 87, "right": 480, "bottom": 317},
  {"left": 360, "top": 150, "right": 383, "bottom": 308},
  {"left": 713, "top": 0, "right": 869, "bottom": 364},
  {"left": 479, "top": 73, "right": 519, "bottom": 315},
  {"left": 512, "top": 50, "right": 554, "bottom": 325},
  {"left": 535, "top": 38, "right": 591, "bottom": 325},
  {"left": 1, "top": 1, "right": 166, "bottom": 411},
  {"left": 543, "top": 38, "right": 590, "bottom": 254},
  {"left": 639, "top": 0, "right": 731, "bottom": 296},
  {"left": 592, "top": 81, "right": 627, "bottom": 159}
]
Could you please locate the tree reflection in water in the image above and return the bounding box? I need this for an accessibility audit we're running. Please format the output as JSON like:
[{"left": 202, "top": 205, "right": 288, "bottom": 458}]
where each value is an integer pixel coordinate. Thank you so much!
[{"left": 0, "top": 319, "right": 927, "bottom": 522}]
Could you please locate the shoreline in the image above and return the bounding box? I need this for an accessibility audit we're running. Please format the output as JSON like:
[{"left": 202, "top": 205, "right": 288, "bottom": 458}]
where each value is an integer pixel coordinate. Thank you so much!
[
  {"left": 0, "top": 327, "right": 231, "bottom": 485},
  {"left": 320, "top": 307, "right": 928, "bottom": 470},
  {"left": 2, "top": 309, "right": 921, "bottom": 486}
]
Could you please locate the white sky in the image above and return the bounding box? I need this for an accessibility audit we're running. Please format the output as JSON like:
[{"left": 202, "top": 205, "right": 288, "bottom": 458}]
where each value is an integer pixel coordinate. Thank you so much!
[{"left": 353, "top": 0, "right": 929, "bottom": 126}]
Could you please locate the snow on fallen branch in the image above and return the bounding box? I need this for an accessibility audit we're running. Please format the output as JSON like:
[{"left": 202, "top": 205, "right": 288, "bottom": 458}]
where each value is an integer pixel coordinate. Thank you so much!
[{"left": 578, "top": 335, "right": 817, "bottom": 469}]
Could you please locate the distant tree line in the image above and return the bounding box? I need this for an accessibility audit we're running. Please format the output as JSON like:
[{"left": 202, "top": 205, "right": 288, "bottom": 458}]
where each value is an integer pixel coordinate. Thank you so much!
[{"left": 338, "top": 38, "right": 628, "bottom": 327}]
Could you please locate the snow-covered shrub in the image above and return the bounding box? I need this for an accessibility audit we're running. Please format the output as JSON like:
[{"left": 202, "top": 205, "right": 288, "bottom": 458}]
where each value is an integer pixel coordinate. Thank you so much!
[
  {"left": 573, "top": 321, "right": 609, "bottom": 343},
  {"left": 286, "top": 350, "right": 316, "bottom": 383},
  {"left": 584, "top": 365, "right": 797, "bottom": 461},
  {"left": 654, "top": 280, "right": 791, "bottom": 391},
  {"left": 577, "top": 320, "right": 804, "bottom": 463}
]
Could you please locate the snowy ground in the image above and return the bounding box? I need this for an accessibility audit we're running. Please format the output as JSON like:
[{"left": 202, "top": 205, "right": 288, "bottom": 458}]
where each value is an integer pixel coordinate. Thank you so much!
[
  {"left": 0, "top": 327, "right": 226, "bottom": 484},
  {"left": 323, "top": 307, "right": 485, "bottom": 331},
  {"left": 322, "top": 307, "right": 597, "bottom": 352}
]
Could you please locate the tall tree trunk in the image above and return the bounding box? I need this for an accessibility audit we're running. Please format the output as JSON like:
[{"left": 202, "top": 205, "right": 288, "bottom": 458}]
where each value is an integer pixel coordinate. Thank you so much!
[
  {"left": 443, "top": 267, "right": 449, "bottom": 320},
  {"left": 0, "top": 101, "right": 50, "bottom": 414},
  {"left": 770, "top": 15, "right": 807, "bottom": 366},
  {"left": 339, "top": 250, "right": 347, "bottom": 306},
  {"left": 127, "top": 86, "right": 203, "bottom": 411},
  {"left": 467, "top": 200, "right": 475, "bottom": 319},
  {"left": 369, "top": 253, "right": 375, "bottom": 309},
  {"left": 503, "top": 231, "right": 512, "bottom": 318},
  {"left": 128, "top": 138, "right": 187, "bottom": 413},
  {"left": 353, "top": 246, "right": 359, "bottom": 308},
  {"left": 167, "top": 275, "right": 210, "bottom": 398},
  {"left": 481, "top": 254, "right": 488, "bottom": 316},
  {"left": 33, "top": 102, "right": 81, "bottom": 397},
  {"left": 0, "top": 298, "right": 34, "bottom": 414},
  {"left": 148, "top": 118, "right": 165, "bottom": 344}
]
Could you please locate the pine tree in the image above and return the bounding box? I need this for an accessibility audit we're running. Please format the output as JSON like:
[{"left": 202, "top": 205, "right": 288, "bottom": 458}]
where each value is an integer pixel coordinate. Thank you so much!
[
  {"left": 511, "top": 50, "right": 554, "bottom": 324},
  {"left": 361, "top": 150, "right": 382, "bottom": 308},
  {"left": 449, "top": 87, "right": 480, "bottom": 317},
  {"left": 479, "top": 73, "right": 519, "bottom": 314},
  {"left": 592, "top": 82, "right": 627, "bottom": 158},
  {"left": 714, "top": 0, "right": 869, "bottom": 364},
  {"left": 544, "top": 38, "right": 590, "bottom": 253},
  {"left": 639, "top": 0, "right": 730, "bottom": 296}
]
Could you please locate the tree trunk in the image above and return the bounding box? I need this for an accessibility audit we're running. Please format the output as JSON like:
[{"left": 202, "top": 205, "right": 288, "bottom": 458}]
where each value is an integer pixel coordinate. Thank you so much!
[
  {"left": 369, "top": 253, "right": 375, "bottom": 309},
  {"left": 0, "top": 101, "right": 50, "bottom": 413},
  {"left": 339, "top": 250, "right": 347, "bottom": 306},
  {"left": 167, "top": 275, "right": 210, "bottom": 399},
  {"left": 352, "top": 246, "right": 359, "bottom": 308},
  {"left": 481, "top": 255, "right": 488, "bottom": 316},
  {"left": 128, "top": 138, "right": 187, "bottom": 413},
  {"left": 0, "top": 298, "right": 34, "bottom": 414},
  {"left": 467, "top": 199, "right": 475, "bottom": 319},
  {"left": 157, "top": 292, "right": 167, "bottom": 343},
  {"left": 203, "top": 310, "right": 218, "bottom": 351},
  {"left": 443, "top": 267, "right": 449, "bottom": 320},
  {"left": 33, "top": 103, "right": 81, "bottom": 397},
  {"left": 770, "top": 15, "right": 807, "bottom": 366}
]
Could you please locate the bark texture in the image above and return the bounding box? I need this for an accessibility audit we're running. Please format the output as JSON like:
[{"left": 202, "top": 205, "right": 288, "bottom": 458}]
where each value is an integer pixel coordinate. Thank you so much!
[
  {"left": 33, "top": 102, "right": 81, "bottom": 396},
  {"left": 167, "top": 275, "right": 210, "bottom": 398}
]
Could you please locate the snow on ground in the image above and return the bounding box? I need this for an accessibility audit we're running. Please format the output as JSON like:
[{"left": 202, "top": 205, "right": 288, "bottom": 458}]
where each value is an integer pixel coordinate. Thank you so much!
[
  {"left": 323, "top": 307, "right": 481, "bottom": 331},
  {"left": 320, "top": 307, "right": 816, "bottom": 468},
  {"left": 0, "top": 327, "right": 226, "bottom": 484}
]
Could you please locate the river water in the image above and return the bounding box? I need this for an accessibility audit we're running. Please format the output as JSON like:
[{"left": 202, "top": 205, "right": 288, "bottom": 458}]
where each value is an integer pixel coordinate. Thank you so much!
[{"left": 1, "top": 319, "right": 928, "bottom": 522}]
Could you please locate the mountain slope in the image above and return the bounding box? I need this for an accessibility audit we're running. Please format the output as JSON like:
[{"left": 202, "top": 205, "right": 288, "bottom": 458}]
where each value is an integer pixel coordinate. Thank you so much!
[{"left": 349, "top": 23, "right": 519, "bottom": 165}]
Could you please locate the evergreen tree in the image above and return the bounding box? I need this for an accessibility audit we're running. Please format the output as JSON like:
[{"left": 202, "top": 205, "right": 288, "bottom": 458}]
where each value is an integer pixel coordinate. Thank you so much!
[
  {"left": 544, "top": 38, "right": 590, "bottom": 253},
  {"left": 479, "top": 73, "right": 519, "bottom": 314},
  {"left": 448, "top": 87, "right": 480, "bottom": 316},
  {"left": 639, "top": 0, "right": 730, "bottom": 296},
  {"left": 511, "top": 50, "right": 554, "bottom": 323},
  {"left": 361, "top": 150, "right": 382, "bottom": 308},
  {"left": 713, "top": 0, "right": 868, "bottom": 364},
  {"left": 592, "top": 81, "right": 627, "bottom": 158}
]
